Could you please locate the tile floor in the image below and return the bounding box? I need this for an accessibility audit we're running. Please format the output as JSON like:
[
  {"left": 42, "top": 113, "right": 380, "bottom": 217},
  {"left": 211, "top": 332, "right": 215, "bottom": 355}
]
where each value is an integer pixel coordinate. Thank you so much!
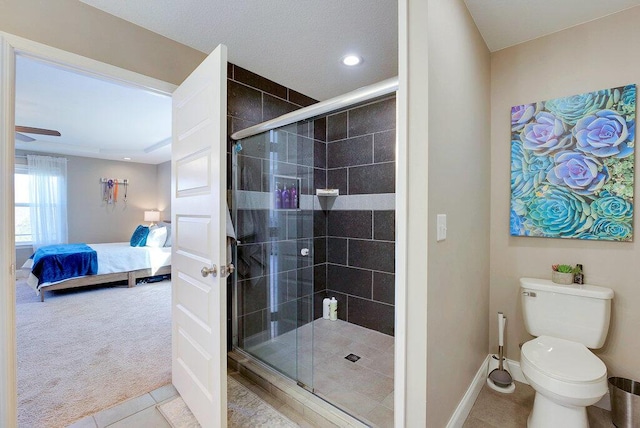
[
  {"left": 66, "top": 371, "right": 317, "bottom": 428},
  {"left": 464, "top": 381, "right": 615, "bottom": 428},
  {"left": 160, "top": 377, "right": 298, "bottom": 427},
  {"left": 245, "top": 318, "right": 395, "bottom": 427},
  {"left": 67, "top": 384, "right": 178, "bottom": 428}
]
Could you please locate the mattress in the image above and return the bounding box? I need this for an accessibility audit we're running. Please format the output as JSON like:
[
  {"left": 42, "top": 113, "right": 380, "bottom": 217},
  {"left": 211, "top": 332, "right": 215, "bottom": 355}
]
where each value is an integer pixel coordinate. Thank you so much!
[{"left": 23, "top": 242, "right": 172, "bottom": 292}]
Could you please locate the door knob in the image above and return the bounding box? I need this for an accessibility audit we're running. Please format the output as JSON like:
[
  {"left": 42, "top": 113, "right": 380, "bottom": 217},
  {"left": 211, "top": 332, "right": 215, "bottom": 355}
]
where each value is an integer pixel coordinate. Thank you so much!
[{"left": 201, "top": 265, "right": 218, "bottom": 277}]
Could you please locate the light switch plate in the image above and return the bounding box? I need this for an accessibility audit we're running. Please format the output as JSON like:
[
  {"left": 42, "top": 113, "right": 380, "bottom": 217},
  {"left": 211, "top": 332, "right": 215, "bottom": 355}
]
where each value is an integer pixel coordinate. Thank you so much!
[{"left": 437, "top": 214, "right": 447, "bottom": 241}]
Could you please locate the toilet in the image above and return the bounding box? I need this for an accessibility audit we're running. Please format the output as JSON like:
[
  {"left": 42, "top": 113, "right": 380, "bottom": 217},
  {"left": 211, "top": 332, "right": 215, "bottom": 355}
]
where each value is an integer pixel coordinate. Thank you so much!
[{"left": 520, "top": 277, "right": 614, "bottom": 428}]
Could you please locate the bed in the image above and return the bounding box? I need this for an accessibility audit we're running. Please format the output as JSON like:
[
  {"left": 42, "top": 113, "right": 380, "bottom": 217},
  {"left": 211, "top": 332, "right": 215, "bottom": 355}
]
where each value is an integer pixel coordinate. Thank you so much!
[{"left": 22, "top": 242, "right": 172, "bottom": 301}]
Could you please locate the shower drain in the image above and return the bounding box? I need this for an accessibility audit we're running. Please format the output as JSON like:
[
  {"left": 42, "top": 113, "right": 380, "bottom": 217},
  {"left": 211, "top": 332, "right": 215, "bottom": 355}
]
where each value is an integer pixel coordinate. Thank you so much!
[{"left": 345, "top": 353, "right": 361, "bottom": 362}]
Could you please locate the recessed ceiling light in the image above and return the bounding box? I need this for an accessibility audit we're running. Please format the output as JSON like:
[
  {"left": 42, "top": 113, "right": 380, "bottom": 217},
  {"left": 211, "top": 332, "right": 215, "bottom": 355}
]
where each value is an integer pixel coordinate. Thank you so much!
[
  {"left": 341, "top": 55, "right": 362, "bottom": 66},
  {"left": 123, "top": 157, "right": 131, "bottom": 161}
]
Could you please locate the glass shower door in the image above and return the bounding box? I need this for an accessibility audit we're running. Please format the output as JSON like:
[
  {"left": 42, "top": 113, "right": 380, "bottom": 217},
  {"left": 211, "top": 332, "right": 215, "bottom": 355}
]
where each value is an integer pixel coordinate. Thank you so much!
[{"left": 232, "top": 124, "right": 315, "bottom": 389}]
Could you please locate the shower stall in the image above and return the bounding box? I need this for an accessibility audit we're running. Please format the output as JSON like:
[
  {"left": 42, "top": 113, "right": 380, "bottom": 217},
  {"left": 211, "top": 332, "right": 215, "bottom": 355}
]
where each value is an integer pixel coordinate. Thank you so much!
[{"left": 230, "top": 78, "right": 397, "bottom": 426}]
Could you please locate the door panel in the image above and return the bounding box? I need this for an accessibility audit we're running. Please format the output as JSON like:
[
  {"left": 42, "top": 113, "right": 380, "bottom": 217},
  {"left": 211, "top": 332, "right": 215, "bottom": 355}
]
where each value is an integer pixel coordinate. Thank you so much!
[{"left": 172, "top": 44, "right": 228, "bottom": 428}]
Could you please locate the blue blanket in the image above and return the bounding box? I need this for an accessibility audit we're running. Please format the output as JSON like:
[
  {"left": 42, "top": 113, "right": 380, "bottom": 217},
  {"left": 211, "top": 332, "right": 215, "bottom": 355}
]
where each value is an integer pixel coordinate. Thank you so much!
[{"left": 31, "top": 243, "right": 98, "bottom": 285}]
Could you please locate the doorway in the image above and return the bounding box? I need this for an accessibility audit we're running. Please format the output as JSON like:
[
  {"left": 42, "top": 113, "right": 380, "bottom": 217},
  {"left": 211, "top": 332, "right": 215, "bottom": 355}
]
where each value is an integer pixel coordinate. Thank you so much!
[{"left": 0, "top": 32, "right": 176, "bottom": 426}]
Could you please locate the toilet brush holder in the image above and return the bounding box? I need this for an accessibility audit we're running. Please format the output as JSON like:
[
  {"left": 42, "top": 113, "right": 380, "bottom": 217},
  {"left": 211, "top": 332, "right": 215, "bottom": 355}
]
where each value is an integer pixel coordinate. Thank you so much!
[
  {"left": 487, "top": 354, "right": 516, "bottom": 393},
  {"left": 488, "top": 354, "right": 510, "bottom": 373}
]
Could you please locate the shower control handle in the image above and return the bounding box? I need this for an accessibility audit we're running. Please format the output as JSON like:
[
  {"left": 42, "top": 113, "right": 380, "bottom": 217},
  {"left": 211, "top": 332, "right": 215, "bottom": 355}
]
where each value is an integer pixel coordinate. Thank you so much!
[
  {"left": 201, "top": 265, "right": 218, "bottom": 278},
  {"left": 300, "top": 248, "right": 310, "bottom": 256}
]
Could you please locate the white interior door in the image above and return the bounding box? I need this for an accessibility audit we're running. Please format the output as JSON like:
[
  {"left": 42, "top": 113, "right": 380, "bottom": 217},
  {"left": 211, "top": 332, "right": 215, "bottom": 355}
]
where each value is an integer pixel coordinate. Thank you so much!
[{"left": 171, "top": 44, "right": 228, "bottom": 428}]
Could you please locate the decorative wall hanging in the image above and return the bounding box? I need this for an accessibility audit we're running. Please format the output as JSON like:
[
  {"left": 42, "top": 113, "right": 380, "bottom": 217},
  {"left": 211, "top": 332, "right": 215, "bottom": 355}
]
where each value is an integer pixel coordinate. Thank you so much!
[
  {"left": 510, "top": 85, "right": 635, "bottom": 241},
  {"left": 100, "top": 178, "right": 129, "bottom": 204}
]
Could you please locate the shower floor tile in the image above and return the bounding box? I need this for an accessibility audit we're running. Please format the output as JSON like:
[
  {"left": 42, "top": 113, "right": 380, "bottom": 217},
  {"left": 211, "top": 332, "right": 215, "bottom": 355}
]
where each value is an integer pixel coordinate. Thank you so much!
[{"left": 243, "top": 318, "right": 394, "bottom": 426}]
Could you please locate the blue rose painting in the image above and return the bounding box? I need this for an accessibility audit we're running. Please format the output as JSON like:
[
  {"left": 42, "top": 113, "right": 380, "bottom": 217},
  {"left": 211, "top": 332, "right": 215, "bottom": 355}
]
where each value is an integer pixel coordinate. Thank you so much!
[{"left": 510, "top": 85, "right": 635, "bottom": 241}]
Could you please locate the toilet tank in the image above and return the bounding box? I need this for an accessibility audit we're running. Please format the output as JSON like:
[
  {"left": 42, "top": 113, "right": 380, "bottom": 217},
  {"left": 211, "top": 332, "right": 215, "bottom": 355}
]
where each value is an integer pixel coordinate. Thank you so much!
[{"left": 520, "top": 277, "right": 614, "bottom": 349}]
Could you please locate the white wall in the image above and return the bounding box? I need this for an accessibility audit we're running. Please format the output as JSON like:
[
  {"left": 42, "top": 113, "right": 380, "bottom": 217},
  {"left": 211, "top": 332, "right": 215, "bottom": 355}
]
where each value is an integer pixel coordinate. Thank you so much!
[
  {"left": 157, "top": 160, "right": 171, "bottom": 218},
  {"left": 490, "top": 6, "right": 640, "bottom": 382},
  {"left": 426, "top": 0, "right": 491, "bottom": 426}
]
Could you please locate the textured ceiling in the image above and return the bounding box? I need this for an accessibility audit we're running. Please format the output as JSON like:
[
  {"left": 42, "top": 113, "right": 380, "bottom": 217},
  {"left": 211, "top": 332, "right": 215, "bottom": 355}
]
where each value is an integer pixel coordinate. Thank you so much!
[
  {"left": 79, "top": 0, "right": 399, "bottom": 101},
  {"left": 465, "top": 0, "right": 640, "bottom": 52}
]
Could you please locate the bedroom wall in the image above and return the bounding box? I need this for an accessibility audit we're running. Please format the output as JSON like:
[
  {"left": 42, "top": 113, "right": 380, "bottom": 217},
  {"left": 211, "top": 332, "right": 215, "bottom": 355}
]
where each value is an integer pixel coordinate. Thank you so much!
[
  {"left": 15, "top": 151, "right": 159, "bottom": 266},
  {"left": 491, "top": 6, "right": 640, "bottom": 384},
  {"left": 157, "top": 161, "right": 171, "bottom": 220},
  {"left": 67, "top": 155, "right": 158, "bottom": 243}
]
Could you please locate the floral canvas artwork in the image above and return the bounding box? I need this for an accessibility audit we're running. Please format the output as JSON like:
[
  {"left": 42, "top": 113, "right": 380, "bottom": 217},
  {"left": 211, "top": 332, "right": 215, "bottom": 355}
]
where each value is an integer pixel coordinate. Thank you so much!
[{"left": 510, "top": 85, "right": 635, "bottom": 241}]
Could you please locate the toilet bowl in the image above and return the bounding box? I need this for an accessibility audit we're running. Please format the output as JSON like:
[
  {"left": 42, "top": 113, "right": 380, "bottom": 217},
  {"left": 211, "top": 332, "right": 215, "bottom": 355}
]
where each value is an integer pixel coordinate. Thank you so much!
[
  {"left": 521, "top": 336, "right": 608, "bottom": 428},
  {"left": 519, "top": 278, "right": 614, "bottom": 428}
]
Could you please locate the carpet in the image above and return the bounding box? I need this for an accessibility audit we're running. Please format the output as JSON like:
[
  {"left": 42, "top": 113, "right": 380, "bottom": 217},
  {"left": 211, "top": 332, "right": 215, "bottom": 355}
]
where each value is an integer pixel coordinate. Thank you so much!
[
  {"left": 16, "top": 279, "right": 172, "bottom": 428},
  {"left": 158, "top": 377, "right": 298, "bottom": 428}
]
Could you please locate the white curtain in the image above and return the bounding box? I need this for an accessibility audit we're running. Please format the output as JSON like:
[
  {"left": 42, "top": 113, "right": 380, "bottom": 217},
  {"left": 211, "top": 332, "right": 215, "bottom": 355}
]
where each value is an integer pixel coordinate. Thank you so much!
[{"left": 27, "top": 155, "right": 68, "bottom": 249}]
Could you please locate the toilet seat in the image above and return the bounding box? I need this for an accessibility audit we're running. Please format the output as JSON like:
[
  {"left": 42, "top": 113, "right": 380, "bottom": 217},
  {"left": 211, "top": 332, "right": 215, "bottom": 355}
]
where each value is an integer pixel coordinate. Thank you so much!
[
  {"left": 521, "top": 336, "right": 608, "bottom": 406},
  {"left": 522, "top": 336, "right": 606, "bottom": 383}
]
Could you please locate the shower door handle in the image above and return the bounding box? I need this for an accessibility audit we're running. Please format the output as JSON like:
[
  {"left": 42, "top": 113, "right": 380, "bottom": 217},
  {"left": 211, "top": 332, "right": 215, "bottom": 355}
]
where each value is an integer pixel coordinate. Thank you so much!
[
  {"left": 221, "top": 263, "right": 235, "bottom": 277},
  {"left": 201, "top": 265, "right": 218, "bottom": 277}
]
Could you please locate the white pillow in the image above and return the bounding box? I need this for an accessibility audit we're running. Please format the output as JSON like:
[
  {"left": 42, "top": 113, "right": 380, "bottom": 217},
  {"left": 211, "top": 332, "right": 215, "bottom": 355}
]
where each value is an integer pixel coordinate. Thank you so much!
[
  {"left": 146, "top": 227, "right": 167, "bottom": 247},
  {"left": 158, "top": 221, "right": 172, "bottom": 247}
]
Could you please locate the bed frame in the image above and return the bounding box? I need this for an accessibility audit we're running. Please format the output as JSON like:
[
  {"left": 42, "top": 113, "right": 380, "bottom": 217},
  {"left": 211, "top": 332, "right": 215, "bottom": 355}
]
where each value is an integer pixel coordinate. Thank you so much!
[{"left": 38, "top": 265, "right": 172, "bottom": 302}]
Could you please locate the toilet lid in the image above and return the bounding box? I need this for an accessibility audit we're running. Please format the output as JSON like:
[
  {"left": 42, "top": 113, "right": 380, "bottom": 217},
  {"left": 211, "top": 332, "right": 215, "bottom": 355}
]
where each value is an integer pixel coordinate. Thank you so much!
[{"left": 522, "top": 336, "right": 607, "bottom": 383}]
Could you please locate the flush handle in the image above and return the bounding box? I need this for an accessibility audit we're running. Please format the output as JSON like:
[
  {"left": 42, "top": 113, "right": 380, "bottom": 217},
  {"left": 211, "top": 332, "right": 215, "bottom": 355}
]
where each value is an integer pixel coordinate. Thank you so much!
[{"left": 522, "top": 291, "right": 537, "bottom": 297}]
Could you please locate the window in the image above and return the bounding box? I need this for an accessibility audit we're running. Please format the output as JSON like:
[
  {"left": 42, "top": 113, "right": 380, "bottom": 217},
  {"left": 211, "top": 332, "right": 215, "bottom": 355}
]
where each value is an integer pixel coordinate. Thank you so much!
[
  {"left": 14, "top": 155, "right": 68, "bottom": 247},
  {"left": 15, "top": 167, "right": 33, "bottom": 244}
]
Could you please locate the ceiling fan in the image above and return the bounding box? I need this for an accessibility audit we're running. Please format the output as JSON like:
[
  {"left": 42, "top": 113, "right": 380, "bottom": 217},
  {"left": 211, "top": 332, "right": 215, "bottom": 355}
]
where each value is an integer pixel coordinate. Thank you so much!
[{"left": 15, "top": 126, "right": 61, "bottom": 143}]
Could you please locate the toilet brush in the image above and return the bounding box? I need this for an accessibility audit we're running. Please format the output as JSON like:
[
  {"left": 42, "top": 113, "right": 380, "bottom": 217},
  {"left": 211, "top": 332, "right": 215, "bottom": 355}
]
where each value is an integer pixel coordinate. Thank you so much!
[{"left": 488, "top": 312, "right": 513, "bottom": 389}]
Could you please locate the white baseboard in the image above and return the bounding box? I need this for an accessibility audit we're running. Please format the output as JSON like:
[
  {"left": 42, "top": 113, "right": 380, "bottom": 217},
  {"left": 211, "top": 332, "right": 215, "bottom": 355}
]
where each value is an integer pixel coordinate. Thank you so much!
[{"left": 446, "top": 354, "right": 490, "bottom": 428}]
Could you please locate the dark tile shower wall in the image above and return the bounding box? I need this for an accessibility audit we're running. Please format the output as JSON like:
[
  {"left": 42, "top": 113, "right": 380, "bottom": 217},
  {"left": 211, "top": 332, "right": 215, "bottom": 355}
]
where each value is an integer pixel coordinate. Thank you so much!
[
  {"left": 226, "top": 63, "right": 319, "bottom": 191},
  {"left": 227, "top": 64, "right": 324, "bottom": 345},
  {"left": 314, "top": 96, "right": 396, "bottom": 336}
]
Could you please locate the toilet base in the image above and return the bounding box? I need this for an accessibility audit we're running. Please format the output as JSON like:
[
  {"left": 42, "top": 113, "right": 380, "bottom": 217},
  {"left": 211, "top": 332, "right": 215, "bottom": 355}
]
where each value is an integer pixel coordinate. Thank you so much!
[{"left": 528, "top": 392, "right": 589, "bottom": 428}]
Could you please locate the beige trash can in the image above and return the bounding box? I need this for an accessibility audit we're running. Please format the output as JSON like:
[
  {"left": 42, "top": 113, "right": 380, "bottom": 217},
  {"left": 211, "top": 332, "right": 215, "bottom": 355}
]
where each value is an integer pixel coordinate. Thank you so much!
[{"left": 609, "top": 377, "right": 640, "bottom": 427}]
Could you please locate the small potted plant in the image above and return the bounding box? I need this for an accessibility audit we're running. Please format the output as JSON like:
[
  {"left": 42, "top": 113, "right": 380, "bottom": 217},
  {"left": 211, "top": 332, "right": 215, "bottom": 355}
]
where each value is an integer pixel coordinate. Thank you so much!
[{"left": 552, "top": 264, "right": 576, "bottom": 285}]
